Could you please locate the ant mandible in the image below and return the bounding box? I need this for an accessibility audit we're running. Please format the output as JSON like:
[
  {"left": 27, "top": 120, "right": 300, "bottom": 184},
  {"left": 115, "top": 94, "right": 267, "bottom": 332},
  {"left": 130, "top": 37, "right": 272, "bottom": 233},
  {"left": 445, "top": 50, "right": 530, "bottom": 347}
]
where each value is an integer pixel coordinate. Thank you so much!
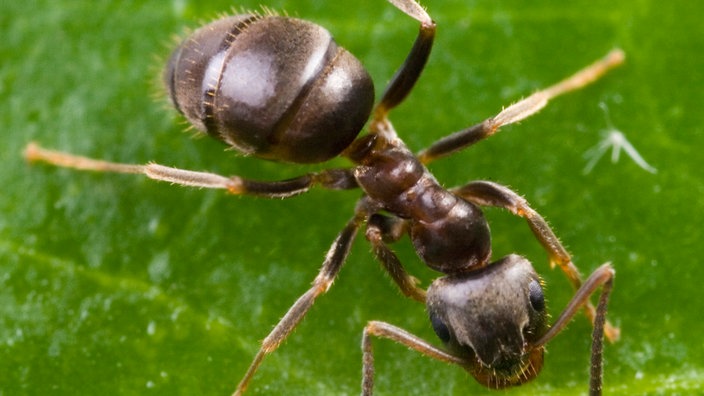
[{"left": 25, "top": 0, "right": 624, "bottom": 394}]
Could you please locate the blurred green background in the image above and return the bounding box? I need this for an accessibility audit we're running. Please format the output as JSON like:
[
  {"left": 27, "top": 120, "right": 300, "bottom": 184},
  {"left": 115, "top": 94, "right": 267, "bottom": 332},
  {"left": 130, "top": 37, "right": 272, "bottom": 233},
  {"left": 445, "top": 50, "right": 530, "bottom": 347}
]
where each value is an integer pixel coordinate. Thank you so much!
[{"left": 1, "top": 0, "right": 702, "bottom": 394}]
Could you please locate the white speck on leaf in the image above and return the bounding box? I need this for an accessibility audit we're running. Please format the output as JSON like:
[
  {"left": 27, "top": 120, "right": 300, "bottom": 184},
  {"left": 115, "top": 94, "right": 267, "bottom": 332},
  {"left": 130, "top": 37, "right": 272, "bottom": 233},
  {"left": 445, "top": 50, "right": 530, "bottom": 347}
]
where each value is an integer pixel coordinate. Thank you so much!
[
  {"left": 583, "top": 103, "right": 657, "bottom": 175},
  {"left": 147, "top": 321, "right": 156, "bottom": 336}
]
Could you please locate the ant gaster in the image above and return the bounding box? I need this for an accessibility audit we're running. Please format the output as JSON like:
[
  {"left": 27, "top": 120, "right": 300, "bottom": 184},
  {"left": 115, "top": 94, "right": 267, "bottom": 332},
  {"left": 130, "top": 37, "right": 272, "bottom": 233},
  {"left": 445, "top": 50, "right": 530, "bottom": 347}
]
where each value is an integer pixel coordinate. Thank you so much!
[{"left": 25, "top": 0, "right": 624, "bottom": 394}]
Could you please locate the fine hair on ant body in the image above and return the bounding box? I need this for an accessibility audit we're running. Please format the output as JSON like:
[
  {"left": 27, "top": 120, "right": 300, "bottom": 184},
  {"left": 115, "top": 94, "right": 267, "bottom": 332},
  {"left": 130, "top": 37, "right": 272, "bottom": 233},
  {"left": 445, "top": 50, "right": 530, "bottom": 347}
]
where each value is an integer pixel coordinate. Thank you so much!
[{"left": 25, "top": 0, "right": 624, "bottom": 394}]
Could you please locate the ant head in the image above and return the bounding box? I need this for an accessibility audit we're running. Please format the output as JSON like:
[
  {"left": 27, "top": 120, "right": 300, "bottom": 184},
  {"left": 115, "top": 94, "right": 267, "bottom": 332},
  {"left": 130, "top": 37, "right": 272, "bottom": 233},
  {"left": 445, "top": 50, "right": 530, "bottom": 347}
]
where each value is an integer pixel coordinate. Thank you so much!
[{"left": 426, "top": 254, "right": 548, "bottom": 388}]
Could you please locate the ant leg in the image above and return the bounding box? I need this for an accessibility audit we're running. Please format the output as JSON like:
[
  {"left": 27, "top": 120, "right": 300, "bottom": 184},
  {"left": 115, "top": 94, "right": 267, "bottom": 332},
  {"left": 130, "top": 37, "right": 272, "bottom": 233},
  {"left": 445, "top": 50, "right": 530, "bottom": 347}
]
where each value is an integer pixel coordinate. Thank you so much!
[
  {"left": 534, "top": 264, "right": 615, "bottom": 396},
  {"left": 366, "top": 214, "right": 426, "bottom": 302},
  {"left": 24, "top": 142, "right": 357, "bottom": 198},
  {"left": 233, "top": 214, "right": 364, "bottom": 395},
  {"left": 362, "top": 320, "right": 466, "bottom": 396},
  {"left": 372, "top": 0, "right": 436, "bottom": 123},
  {"left": 452, "top": 180, "right": 620, "bottom": 342},
  {"left": 417, "top": 49, "right": 625, "bottom": 164}
]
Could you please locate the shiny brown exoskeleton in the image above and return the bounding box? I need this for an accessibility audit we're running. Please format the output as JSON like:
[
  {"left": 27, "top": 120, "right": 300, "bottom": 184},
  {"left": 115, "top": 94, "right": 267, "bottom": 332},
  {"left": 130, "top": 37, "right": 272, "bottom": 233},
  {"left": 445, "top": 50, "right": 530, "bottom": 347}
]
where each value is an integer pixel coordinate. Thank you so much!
[{"left": 25, "top": 1, "right": 624, "bottom": 395}]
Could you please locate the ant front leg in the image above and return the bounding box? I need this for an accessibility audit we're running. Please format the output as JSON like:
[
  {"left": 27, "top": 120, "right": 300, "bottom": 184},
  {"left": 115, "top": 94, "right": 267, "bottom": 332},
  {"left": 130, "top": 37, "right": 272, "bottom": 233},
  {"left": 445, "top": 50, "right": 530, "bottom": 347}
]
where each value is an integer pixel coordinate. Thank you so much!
[
  {"left": 453, "top": 180, "right": 620, "bottom": 341},
  {"left": 366, "top": 214, "right": 426, "bottom": 303},
  {"left": 24, "top": 142, "right": 358, "bottom": 198},
  {"left": 417, "top": 49, "right": 625, "bottom": 164}
]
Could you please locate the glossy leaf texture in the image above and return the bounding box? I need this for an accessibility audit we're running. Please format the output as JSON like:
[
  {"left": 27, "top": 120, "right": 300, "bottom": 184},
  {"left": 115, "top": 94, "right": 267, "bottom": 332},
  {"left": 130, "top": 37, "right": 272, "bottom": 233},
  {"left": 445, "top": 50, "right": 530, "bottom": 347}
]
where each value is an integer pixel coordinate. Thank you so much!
[{"left": 1, "top": 0, "right": 702, "bottom": 394}]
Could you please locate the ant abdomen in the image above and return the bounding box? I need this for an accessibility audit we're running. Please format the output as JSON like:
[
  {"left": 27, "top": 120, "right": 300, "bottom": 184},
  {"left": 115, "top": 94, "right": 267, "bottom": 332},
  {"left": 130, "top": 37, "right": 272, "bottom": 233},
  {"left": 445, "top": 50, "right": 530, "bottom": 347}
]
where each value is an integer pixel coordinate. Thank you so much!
[{"left": 164, "top": 14, "right": 375, "bottom": 164}]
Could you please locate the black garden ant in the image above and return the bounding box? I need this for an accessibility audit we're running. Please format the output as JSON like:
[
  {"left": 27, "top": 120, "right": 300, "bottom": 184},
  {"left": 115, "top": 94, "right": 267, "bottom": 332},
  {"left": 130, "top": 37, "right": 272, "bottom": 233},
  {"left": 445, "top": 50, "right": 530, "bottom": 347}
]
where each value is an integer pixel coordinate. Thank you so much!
[{"left": 25, "top": 0, "right": 623, "bottom": 394}]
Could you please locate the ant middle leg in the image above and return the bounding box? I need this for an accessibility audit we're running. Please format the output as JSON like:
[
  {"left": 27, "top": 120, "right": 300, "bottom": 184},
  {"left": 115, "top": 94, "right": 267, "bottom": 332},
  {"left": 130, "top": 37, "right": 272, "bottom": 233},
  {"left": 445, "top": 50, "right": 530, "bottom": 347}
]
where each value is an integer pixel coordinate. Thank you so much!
[
  {"left": 24, "top": 142, "right": 358, "bottom": 198},
  {"left": 452, "top": 180, "right": 620, "bottom": 341},
  {"left": 366, "top": 214, "right": 426, "bottom": 303},
  {"left": 417, "top": 49, "right": 625, "bottom": 164},
  {"left": 233, "top": 212, "right": 366, "bottom": 395}
]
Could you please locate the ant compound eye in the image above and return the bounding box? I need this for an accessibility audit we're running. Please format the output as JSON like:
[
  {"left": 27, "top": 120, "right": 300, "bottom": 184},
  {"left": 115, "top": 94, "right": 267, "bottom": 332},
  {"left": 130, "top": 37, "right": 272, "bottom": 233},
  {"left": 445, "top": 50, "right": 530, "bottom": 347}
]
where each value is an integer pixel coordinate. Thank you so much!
[
  {"left": 429, "top": 311, "right": 451, "bottom": 344},
  {"left": 528, "top": 279, "right": 545, "bottom": 312}
]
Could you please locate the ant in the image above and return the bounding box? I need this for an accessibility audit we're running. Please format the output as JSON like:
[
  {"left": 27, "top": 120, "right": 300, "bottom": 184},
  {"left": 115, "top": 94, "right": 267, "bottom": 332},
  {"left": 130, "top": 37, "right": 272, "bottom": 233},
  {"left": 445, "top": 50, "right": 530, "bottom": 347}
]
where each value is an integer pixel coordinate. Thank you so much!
[{"left": 25, "top": 0, "right": 623, "bottom": 394}]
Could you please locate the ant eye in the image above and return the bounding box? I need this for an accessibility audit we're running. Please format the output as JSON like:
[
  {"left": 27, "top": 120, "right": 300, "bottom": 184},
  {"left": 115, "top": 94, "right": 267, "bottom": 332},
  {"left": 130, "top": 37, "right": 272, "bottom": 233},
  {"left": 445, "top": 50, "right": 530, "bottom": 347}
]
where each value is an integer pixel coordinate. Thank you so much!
[
  {"left": 528, "top": 279, "right": 545, "bottom": 311},
  {"left": 429, "top": 312, "right": 451, "bottom": 344}
]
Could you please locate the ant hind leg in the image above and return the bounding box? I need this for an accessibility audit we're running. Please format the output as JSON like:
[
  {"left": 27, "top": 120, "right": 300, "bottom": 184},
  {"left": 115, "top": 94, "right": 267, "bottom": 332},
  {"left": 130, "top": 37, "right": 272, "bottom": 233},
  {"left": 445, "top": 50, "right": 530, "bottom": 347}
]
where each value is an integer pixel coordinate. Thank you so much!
[
  {"left": 24, "top": 142, "right": 358, "bottom": 198},
  {"left": 371, "top": 0, "right": 436, "bottom": 131}
]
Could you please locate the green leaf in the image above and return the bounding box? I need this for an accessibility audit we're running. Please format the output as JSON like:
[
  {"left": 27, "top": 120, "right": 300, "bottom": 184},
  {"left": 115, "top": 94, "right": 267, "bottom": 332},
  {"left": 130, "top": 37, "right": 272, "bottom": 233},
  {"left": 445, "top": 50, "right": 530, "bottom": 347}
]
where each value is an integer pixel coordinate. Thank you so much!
[{"left": 2, "top": 0, "right": 702, "bottom": 395}]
